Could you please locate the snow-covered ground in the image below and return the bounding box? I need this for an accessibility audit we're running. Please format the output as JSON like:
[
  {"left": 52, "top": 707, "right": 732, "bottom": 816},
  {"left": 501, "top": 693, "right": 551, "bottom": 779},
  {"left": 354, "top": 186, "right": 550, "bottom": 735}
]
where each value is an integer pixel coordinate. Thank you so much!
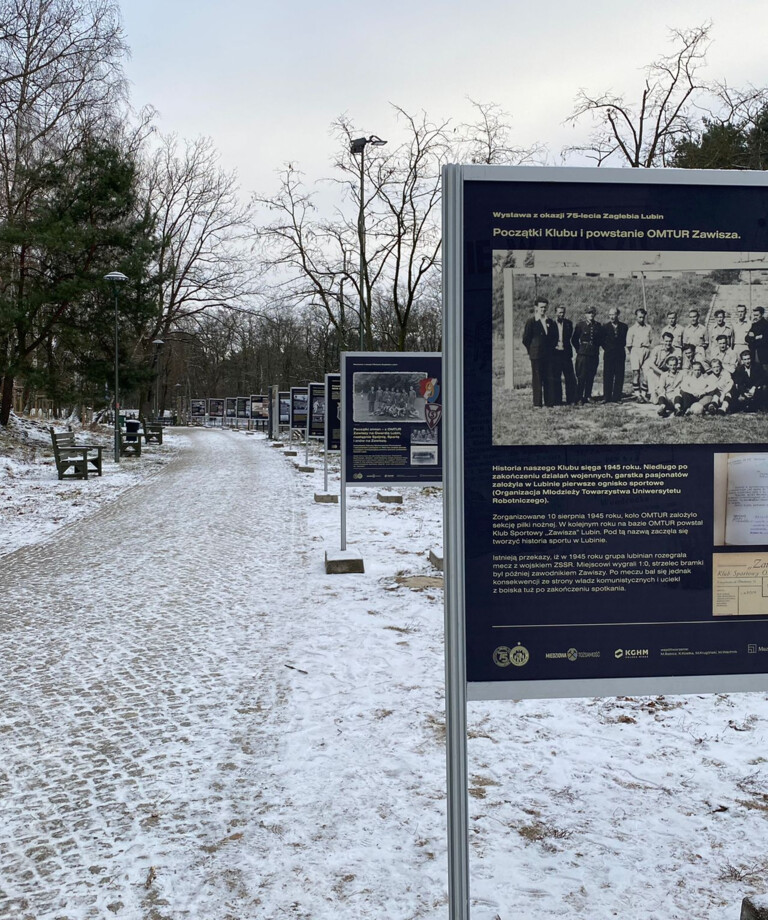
[
  {"left": 0, "top": 416, "right": 766, "bottom": 920},
  {"left": 0, "top": 415, "right": 185, "bottom": 557}
]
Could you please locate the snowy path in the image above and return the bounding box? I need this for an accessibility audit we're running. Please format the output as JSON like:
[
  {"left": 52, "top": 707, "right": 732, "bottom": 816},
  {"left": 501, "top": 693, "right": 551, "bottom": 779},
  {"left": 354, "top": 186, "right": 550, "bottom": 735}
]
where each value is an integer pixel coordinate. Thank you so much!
[
  {"left": 0, "top": 430, "right": 448, "bottom": 920},
  {"left": 0, "top": 430, "right": 306, "bottom": 916}
]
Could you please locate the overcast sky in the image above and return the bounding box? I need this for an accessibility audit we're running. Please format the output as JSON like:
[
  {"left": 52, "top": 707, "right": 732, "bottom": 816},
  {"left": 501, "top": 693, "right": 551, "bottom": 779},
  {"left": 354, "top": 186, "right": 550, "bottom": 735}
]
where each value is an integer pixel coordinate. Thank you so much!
[{"left": 119, "top": 0, "right": 768, "bottom": 200}]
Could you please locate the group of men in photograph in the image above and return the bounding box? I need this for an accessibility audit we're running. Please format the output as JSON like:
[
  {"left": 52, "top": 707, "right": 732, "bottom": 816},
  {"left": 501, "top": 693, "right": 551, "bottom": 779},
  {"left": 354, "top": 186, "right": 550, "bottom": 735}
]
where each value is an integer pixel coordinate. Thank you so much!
[
  {"left": 522, "top": 297, "right": 768, "bottom": 416},
  {"left": 365, "top": 384, "right": 419, "bottom": 419}
]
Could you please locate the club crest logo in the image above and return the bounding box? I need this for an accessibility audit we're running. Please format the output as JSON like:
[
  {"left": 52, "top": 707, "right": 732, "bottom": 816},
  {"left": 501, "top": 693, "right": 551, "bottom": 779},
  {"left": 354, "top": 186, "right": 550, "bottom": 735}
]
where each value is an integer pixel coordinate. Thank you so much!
[
  {"left": 493, "top": 645, "right": 530, "bottom": 668},
  {"left": 425, "top": 402, "right": 442, "bottom": 430},
  {"left": 419, "top": 378, "right": 440, "bottom": 403}
]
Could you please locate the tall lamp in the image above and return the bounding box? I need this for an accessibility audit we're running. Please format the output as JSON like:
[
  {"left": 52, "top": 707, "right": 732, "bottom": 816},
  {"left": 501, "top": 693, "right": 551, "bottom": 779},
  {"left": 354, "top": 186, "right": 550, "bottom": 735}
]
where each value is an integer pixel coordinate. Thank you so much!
[
  {"left": 350, "top": 134, "right": 387, "bottom": 350},
  {"left": 152, "top": 338, "right": 164, "bottom": 418},
  {"left": 104, "top": 271, "right": 128, "bottom": 462}
]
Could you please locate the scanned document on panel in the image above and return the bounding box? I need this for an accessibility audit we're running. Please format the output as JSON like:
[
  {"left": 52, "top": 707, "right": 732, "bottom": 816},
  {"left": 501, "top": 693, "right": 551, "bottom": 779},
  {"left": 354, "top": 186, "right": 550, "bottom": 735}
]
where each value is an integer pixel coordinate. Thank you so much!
[{"left": 714, "top": 453, "right": 768, "bottom": 546}]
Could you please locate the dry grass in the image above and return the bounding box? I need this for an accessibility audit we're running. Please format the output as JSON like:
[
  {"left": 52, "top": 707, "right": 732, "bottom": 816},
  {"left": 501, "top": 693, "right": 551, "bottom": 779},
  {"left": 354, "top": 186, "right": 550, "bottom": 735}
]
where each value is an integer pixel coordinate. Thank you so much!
[
  {"left": 718, "top": 861, "right": 768, "bottom": 883},
  {"left": 517, "top": 820, "right": 573, "bottom": 843},
  {"left": 492, "top": 377, "right": 768, "bottom": 446}
]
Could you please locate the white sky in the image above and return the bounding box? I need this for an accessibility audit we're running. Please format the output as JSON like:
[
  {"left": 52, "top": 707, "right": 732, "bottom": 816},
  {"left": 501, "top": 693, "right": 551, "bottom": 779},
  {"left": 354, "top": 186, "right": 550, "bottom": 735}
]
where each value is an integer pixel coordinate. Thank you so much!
[{"left": 120, "top": 0, "right": 768, "bottom": 200}]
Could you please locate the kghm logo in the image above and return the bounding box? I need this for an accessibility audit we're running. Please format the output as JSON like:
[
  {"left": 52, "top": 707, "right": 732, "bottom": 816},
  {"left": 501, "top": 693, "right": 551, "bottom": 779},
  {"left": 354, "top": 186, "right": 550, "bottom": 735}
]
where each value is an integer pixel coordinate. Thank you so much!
[
  {"left": 614, "top": 648, "right": 649, "bottom": 660},
  {"left": 493, "top": 645, "right": 530, "bottom": 668}
]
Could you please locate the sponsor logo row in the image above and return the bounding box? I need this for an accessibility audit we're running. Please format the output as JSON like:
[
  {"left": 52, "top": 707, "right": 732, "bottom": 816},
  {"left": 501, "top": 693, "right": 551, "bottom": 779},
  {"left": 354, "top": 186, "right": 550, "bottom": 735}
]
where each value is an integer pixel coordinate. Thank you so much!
[{"left": 493, "top": 643, "right": 758, "bottom": 668}]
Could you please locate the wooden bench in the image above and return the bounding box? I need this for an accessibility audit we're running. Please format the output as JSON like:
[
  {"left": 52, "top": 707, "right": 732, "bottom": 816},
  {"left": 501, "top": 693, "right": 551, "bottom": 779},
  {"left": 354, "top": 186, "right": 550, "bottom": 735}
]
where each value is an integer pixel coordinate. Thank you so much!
[
  {"left": 120, "top": 422, "right": 142, "bottom": 457},
  {"left": 139, "top": 415, "right": 163, "bottom": 445},
  {"left": 49, "top": 428, "right": 103, "bottom": 480}
]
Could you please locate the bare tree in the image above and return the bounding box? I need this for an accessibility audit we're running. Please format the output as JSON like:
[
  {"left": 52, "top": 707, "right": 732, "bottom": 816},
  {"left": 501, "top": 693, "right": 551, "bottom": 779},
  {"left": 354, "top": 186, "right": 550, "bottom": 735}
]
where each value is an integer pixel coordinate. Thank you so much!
[
  {"left": 251, "top": 164, "right": 349, "bottom": 346},
  {"left": 143, "top": 133, "right": 257, "bottom": 344},
  {"left": 454, "top": 99, "right": 546, "bottom": 166},
  {"left": 566, "top": 24, "right": 712, "bottom": 167},
  {"left": 254, "top": 101, "right": 540, "bottom": 357},
  {"left": 329, "top": 108, "right": 448, "bottom": 350},
  {"left": 0, "top": 0, "right": 127, "bottom": 210}
]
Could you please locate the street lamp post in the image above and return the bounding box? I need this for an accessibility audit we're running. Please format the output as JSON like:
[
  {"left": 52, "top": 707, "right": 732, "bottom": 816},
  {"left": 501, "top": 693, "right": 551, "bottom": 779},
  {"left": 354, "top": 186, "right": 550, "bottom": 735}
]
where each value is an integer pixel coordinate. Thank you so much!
[
  {"left": 350, "top": 134, "right": 387, "bottom": 350},
  {"left": 152, "top": 338, "right": 164, "bottom": 419},
  {"left": 104, "top": 271, "right": 128, "bottom": 462}
]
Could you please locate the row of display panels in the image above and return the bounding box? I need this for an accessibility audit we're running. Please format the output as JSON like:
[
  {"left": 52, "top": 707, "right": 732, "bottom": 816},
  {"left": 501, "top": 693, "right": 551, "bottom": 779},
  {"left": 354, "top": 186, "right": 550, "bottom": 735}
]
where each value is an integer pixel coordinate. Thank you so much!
[
  {"left": 186, "top": 361, "right": 445, "bottom": 487},
  {"left": 189, "top": 390, "right": 324, "bottom": 432}
]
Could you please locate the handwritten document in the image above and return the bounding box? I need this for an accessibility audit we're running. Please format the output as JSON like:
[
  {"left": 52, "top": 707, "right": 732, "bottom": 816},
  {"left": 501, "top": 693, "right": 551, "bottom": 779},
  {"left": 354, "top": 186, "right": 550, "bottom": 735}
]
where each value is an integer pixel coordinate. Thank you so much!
[
  {"left": 714, "top": 453, "right": 768, "bottom": 546},
  {"left": 713, "top": 552, "right": 768, "bottom": 616}
]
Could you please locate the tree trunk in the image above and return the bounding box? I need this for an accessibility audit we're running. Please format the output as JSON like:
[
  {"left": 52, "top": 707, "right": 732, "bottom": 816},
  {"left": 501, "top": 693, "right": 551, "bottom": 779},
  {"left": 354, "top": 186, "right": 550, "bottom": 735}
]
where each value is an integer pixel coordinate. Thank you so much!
[{"left": 0, "top": 374, "right": 14, "bottom": 426}]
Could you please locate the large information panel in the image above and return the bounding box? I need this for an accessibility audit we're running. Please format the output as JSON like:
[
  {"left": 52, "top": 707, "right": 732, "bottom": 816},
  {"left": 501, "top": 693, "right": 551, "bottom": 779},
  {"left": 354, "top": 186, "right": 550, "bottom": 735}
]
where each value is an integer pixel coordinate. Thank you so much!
[
  {"left": 325, "top": 373, "right": 341, "bottom": 451},
  {"left": 443, "top": 165, "right": 768, "bottom": 699},
  {"left": 342, "top": 352, "right": 442, "bottom": 486},
  {"left": 278, "top": 392, "right": 289, "bottom": 426},
  {"left": 308, "top": 382, "right": 325, "bottom": 439},
  {"left": 250, "top": 394, "right": 269, "bottom": 421},
  {"left": 290, "top": 387, "right": 308, "bottom": 430}
]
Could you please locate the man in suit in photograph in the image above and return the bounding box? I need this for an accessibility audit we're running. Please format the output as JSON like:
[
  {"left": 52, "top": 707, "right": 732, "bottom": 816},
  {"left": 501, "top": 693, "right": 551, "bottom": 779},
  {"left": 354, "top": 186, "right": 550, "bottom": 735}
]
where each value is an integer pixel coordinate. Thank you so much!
[
  {"left": 522, "top": 297, "right": 555, "bottom": 407},
  {"left": 746, "top": 306, "right": 768, "bottom": 368},
  {"left": 550, "top": 304, "right": 577, "bottom": 405},
  {"left": 730, "top": 349, "right": 768, "bottom": 411},
  {"left": 572, "top": 306, "right": 602, "bottom": 404},
  {"left": 601, "top": 307, "right": 628, "bottom": 403},
  {"left": 727, "top": 349, "right": 768, "bottom": 412}
]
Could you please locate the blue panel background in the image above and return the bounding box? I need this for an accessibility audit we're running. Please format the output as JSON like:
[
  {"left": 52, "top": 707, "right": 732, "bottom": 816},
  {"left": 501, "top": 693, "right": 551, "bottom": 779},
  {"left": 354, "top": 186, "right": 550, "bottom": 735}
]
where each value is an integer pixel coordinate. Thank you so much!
[
  {"left": 462, "top": 176, "right": 768, "bottom": 685},
  {"left": 343, "top": 354, "right": 443, "bottom": 485}
]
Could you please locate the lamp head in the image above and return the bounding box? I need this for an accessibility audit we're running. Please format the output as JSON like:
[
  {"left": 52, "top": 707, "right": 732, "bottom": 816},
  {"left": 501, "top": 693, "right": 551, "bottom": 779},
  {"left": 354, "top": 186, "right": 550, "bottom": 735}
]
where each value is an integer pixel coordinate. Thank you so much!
[
  {"left": 103, "top": 271, "right": 128, "bottom": 283},
  {"left": 350, "top": 134, "right": 387, "bottom": 155}
]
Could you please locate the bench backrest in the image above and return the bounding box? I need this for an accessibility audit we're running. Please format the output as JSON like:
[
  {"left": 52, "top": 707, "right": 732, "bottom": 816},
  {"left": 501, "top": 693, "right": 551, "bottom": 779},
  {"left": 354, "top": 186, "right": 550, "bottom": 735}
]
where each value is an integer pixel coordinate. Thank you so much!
[{"left": 51, "top": 430, "right": 76, "bottom": 449}]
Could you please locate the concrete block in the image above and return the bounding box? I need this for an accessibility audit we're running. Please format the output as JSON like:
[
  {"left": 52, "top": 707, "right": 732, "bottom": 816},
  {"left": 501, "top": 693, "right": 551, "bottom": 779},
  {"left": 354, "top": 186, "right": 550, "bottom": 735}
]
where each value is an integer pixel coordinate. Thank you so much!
[
  {"left": 428, "top": 548, "right": 444, "bottom": 571},
  {"left": 283, "top": 450, "right": 298, "bottom": 457},
  {"left": 295, "top": 465, "right": 315, "bottom": 473},
  {"left": 314, "top": 492, "right": 339, "bottom": 504},
  {"left": 325, "top": 550, "right": 365, "bottom": 574},
  {"left": 395, "top": 575, "right": 443, "bottom": 591},
  {"left": 742, "top": 897, "right": 768, "bottom": 920},
  {"left": 272, "top": 442, "right": 285, "bottom": 449},
  {"left": 377, "top": 490, "right": 403, "bottom": 504}
]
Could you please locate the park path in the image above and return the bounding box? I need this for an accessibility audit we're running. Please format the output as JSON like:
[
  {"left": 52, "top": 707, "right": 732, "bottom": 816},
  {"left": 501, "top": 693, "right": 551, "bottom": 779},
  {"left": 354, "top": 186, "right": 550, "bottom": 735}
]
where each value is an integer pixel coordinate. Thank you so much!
[{"left": 0, "top": 430, "right": 312, "bottom": 918}]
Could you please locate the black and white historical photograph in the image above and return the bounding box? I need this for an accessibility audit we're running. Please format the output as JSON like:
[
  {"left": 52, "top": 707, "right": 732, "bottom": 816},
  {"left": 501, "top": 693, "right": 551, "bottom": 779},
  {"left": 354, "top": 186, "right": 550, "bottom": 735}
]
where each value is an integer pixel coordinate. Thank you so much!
[
  {"left": 250, "top": 396, "right": 269, "bottom": 419},
  {"left": 409, "top": 426, "right": 438, "bottom": 464},
  {"left": 352, "top": 372, "right": 427, "bottom": 423},
  {"left": 208, "top": 399, "right": 225, "bottom": 418},
  {"left": 410, "top": 426, "right": 437, "bottom": 445},
  {"left": 311, "top": 395, "right": 325, "bottom": 424},
  {"left": 410, "top": 444, "right": 438, "bottom": 465},
  {"left": 493, "top": 248, "right": 768, "bottom": 446}
]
